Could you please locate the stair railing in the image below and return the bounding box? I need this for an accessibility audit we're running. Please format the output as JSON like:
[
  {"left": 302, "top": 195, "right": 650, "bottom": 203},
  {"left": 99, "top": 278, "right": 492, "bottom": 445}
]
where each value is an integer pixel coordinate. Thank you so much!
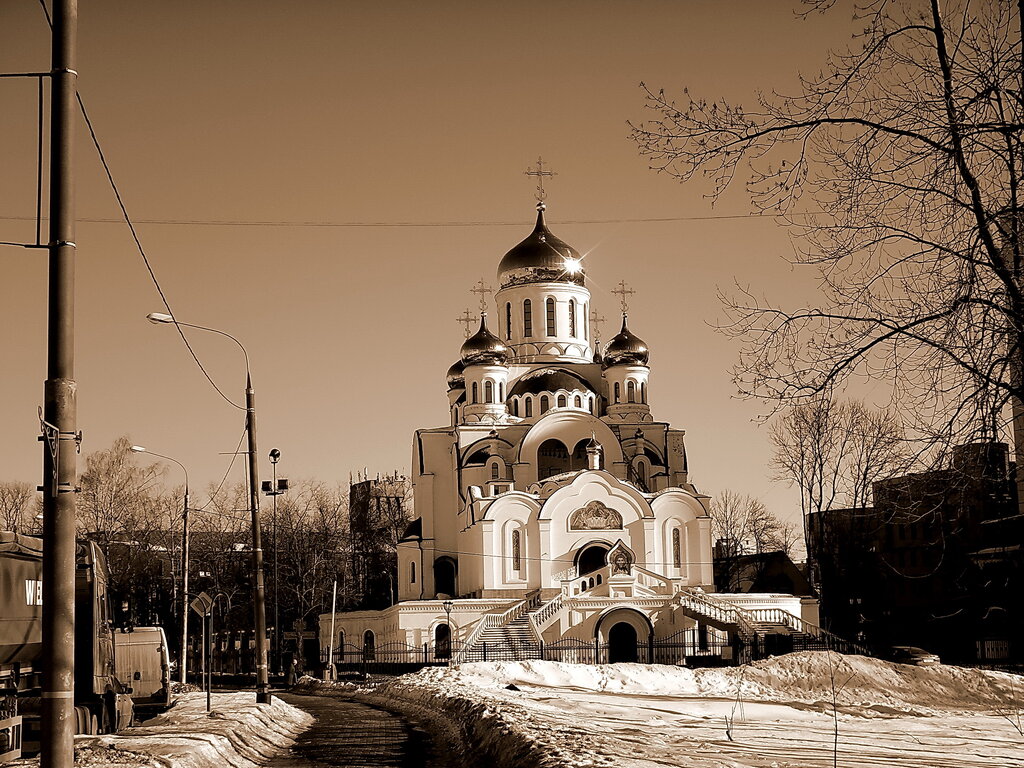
[
  {"left": 453, "top": 597, "right": 532, "bottom": 664},
  {"left": 528, "top": 593, "right": 565, "bottom": 636}
]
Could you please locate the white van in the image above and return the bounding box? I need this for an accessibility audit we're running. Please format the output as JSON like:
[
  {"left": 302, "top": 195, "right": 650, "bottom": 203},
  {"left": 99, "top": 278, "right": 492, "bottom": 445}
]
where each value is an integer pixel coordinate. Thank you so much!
[{"left": 114, "top": 627, "right": 171, "bottom": 711}]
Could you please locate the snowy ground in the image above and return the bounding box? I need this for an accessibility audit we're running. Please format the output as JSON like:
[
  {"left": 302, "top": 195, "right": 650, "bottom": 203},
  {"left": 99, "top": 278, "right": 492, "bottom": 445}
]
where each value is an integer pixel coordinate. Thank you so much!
[
  {"left": 12, "top": 692, "right": 312, "bottom": 768},
  {"left": 339, "top": 652, "right": 1024, "bottom": 768}
]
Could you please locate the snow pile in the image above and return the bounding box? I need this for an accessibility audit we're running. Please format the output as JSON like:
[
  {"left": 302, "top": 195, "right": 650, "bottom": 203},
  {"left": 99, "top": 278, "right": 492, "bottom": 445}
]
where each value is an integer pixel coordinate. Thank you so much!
[{"left": 16, "top": 692, "right": 312, "bottom": 768}]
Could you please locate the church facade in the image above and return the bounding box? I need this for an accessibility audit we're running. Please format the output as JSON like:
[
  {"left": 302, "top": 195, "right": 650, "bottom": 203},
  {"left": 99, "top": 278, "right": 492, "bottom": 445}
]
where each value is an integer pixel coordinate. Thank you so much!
[{"left": 320, "top": 202, "right": 817, "bottom": 664}]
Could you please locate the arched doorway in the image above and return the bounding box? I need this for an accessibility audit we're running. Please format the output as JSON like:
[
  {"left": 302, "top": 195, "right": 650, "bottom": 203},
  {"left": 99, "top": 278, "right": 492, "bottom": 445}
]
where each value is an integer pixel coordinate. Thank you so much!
[
  {"left": 433, "top": 557, "right": 457, "bottom": 597},
  {"left": 577, "top": 544, "right": 609, "bottom": 576},
  {"left": 434, "top": 623, "right": 451, "bottom": 660},
  {"left": 608, "top": 622, "right": 639, "bottom": 663},
  {"left": 362, "top": 630, "right": 375, "bottom": 661}
]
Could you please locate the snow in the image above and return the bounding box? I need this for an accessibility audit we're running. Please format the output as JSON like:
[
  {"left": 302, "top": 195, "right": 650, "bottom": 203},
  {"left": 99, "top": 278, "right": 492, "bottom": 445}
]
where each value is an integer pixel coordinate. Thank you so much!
[
  {"left": 12, "top": 692, "right": 312, "bottom": 768},
  {"left": 318, "top": 652, "right": 1024, "bottom": 768}
]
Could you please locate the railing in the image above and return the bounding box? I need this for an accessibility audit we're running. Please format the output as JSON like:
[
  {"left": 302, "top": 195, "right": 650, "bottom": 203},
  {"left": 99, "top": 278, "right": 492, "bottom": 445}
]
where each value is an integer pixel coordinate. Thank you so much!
[
  {"left": 746, "top": 608, "right": 871, "bottom": 656},
  {"left": 552, "top": 564, "right": 577, "bottom": 582},
  {"left": 529, "top": 593, "right": 565, "bottom": 635},
  {"left": 632, "top": 564, "right": 680, "bottom": 594},
  {"left": 453, "top": 596, "right": 534, "bottom": 664},
  {"left": 676, "top": 589, "right": 757, "bottom": 639}
]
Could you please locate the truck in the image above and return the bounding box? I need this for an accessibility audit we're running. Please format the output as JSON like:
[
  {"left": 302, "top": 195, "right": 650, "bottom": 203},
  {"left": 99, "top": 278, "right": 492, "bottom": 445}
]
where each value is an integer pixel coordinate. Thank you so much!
[
  {"left": 0, "top": 532, "right": 134, "bottom": 761},
  {"left": 114, "top": 626, "right": 172, "bottom": 713}
]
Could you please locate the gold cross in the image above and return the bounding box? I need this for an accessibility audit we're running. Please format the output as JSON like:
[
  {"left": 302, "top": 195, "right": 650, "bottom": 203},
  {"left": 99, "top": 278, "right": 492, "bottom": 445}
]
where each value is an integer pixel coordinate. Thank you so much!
[
  {"left": 470, "top": 279, "right": 493, "bottom": 313},
  {"left": 611, "top": 280, "right": 636, "bottom": 314},
  {"left": 590, "top": 311, "right": 607, "bottom": 343},
  {"left": 456, "top": 308, "right": 475, "bottom": 338},
  {"left": 524, "top": 156, "right": 557, "bottom": 204}
]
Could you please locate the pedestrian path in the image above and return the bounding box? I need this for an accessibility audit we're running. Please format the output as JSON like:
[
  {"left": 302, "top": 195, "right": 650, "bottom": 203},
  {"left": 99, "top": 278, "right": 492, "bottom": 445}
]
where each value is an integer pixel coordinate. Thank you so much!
[{"left": 266, "top": 692, "right": 439, "bottom": 768}]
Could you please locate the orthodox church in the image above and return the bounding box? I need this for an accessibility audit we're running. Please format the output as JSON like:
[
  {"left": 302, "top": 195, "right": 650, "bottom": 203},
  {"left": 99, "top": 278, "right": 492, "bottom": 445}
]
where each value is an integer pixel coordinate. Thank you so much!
[{"left": 320, "top": 199, "right": 818, "bottom": 665}]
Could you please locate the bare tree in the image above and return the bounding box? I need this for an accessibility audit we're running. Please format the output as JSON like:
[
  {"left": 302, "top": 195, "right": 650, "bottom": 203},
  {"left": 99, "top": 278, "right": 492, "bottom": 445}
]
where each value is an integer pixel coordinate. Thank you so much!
[
  {"left": 710, "top": 489, "right": 797, "bottom": 556},
  {"left": 631, "top": 1, "right": 1024, "bottom": 457},
  {"left": 0, "top": 481, "right": 35, "bottom": 532}
]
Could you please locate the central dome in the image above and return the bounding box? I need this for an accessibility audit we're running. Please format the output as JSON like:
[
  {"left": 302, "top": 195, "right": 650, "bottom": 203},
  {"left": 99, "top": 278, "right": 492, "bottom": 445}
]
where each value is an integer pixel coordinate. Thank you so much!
[{"left": 497, "top": 205, "right": 584, "bottom": 289}]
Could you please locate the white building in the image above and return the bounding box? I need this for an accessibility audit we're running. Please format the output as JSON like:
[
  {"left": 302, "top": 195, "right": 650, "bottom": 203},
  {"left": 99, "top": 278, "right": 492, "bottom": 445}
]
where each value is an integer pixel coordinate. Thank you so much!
[{"left": 321, "top": 203, "right": 819, "bottom": 665}]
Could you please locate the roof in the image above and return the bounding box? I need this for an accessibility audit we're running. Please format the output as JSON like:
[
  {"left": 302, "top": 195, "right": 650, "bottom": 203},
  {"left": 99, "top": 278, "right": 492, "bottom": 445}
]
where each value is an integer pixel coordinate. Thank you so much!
[{"left": 508, "top": 368, "right": 595, "bottom": 397}]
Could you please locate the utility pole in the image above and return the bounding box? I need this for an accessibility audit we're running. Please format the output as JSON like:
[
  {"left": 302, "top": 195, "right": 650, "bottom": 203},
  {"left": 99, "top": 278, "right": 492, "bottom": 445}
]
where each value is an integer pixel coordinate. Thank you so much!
[
  {"left": 41, "top": 2, "right": 78, "bottom": 767},
  {"left": 246, "top": 376, "right": 271, "bottom": 703}
]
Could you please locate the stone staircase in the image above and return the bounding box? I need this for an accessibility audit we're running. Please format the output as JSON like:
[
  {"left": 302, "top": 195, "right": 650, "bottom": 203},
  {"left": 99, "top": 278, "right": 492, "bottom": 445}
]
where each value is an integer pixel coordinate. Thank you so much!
[{"left": 471, "top": 611, "right": 538, "bottom": 661}]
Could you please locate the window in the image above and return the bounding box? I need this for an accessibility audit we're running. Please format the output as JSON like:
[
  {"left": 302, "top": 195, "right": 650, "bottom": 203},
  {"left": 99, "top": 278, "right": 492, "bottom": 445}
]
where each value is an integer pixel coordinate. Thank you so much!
[
  {"left": 672, "top": 528, "right": 681, "bottom": 568},
  {"left": 512, "top": 529, "right": 521, "bottom": 572},
  {"left": 491, "top": 462, "right": 499, "bottom": 480},
  {"left": 568, "top": 299, "right": 576, "bottom": 337},
  {"left": 614, "top": 382, "right": 620, "bottom": 403},
  {"left": 523, "top": 300, "right": 533, "bottom": 337},
  {"left": 557, "top": 394, "right": 567, "bottom": 408},
  {"left": 546, "top": 298, "right": 556, "bottom": 336},
  {"left": 411, "top": 561, "right": 416, "bottom": 584},
  {"left": 583, "top": 302, "right": 588, "bottom": 340},
  {"left": 641, "top": 382, "right": 647, "bottom": 404},
  {"left": 363, "top": 631, "right": 376, "bottom": 661},
  {"left": 525, "top": 398, "right": 533, "bottom": 417},
  {"left": 471, "top": 382, "right": 478, "bottom": 403},
  {"left": 485, "top": 380, "right": 493, "bottom": 403},
  {"left": 628, "top": 380, "right": 636, "bottom": 403},
  {"left": 574, "top": 395, "right": 582, "bottom": 408},
  {"left": 512, "top": 399, "right": 519, "bottom": 417},
  {"left": 540, "top": 395, "right": 550, "bottom": 413},
  {"left": 505, "top": 302, "right": 512, "bottom": 340},
  {"left": 499, "top": 382, "right": 504, "bottom": 401}
]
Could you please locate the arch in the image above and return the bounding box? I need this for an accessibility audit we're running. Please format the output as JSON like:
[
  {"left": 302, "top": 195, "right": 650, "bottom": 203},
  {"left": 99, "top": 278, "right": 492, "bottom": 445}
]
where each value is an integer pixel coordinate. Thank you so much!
[
  {"left": 517, "top": 411, "right": 625, "bottom": 471},
  {"left": 607, "top": 623, "right": 639, "bottom": 663},
  {"left": 568, "top": 299, "right": 576, "bottom": 337},
  {"left": 433, "top": 557, "right": 457, "bottom": 597},
  {"left": 485, "top": 380, "right": 494, "bottom": 403},
  {"left": 641, "top": 382, "right": 647, "bottom": 404},
  {"left": 540, "top": 395, "right": 550, "bottom": 413},
  {"left": 557, "top": 394, "right": 567, "bottom": 408},
  {"left": 511, "top": 528, "right": 522, "bottom": 572},
  {"left": 545, "top": 297, "right": 556, "bottom": 336},
  {"left": 525, "top": 398, "right": 533, "bottom": 418},
  {"left": 538, "top": 438, "right": 571, "bottom": 480},
  {"left": 627, "top": 380, "right": 636, "bottom": 403},
  {"left": 523, "top": 299, "right": 533, "bottom": 337},
  {"left": 338, "top": 629, "right": 345, "bottom": 650},
  {"left": 583, "top": 302, "right": 588, "bottom": 340},
  {"left": 613, "top": 382, "right": 620, "bottom": 403},
  {"left": 512, "top": 399, "right": 519, "bottom": 417},
  {"left": 362, "top": 630, "right": 376, "bottom": 661},
  {"left": 595, "top": 607, "right": 654, "bottom": 661},
  {"left": 672, "top": 527, "right": 681, "bottom": 569},
  {"left": 505, "top": 302, "right": 512, "bottom": 340},
  {"left": 471, "top": 382, "right": 478, "bottom": 404},
  {"left": 491, "top": 462, "right": 500, "bottom": 480},
  {"left": 434, "top": 623, "right": 451, "bottom": 659},
  {"left": 574, "top": 394, "right": 582, "bottom": 408},
  {"left": 576, "top": 543, "right": 610, "bottom": 575}
]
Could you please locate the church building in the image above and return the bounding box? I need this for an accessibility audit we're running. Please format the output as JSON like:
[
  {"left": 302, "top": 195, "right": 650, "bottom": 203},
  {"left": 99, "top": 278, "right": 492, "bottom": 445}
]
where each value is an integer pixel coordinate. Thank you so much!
[{"left": 321, "top": 197, "right": 818, "bottom": 665}]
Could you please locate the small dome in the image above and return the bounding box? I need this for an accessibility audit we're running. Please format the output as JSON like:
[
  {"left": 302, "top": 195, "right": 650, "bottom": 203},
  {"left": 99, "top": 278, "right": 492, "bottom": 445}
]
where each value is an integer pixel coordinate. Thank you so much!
[
  {"left": 460, "top": 314, "right": 509, "bottom": 366},
  {"left": 602, "top": 315, "right": 649, "bottom": 368},
  {"left": 446, "top": 359, "right": 465, "bottom": 390},
  {"left": 497, "top": 205, "right": 584, "bottom": 289},
  {"left": 508, "top": 368, "right": 595, "bottom": 398}
]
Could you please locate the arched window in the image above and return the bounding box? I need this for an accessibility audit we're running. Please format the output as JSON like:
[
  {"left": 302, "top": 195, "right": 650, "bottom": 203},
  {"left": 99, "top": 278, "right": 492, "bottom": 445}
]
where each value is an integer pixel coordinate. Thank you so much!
[
  {"left": 641, "top": 382, "right": 647, "bottom": 404},
  {"left": 505, "top": 302, "right": 512, "bottom": 340},
  {"left": 435, "top": 623, "right": 451, "bottom": 660},
  {"left": 636, "top": 461, "right": 648, "bottom": 491},
  {"left": 613, "top": 382, "right": 620, "bottom": 403},
  {"left": 499, "top": 382, "right": 504, "bottom": 401},
  {"left": 411, "top": 561, "right": 416, "bottom": 584},
  {"left": 523, "top": 300, "right": 533, "bottom": 337},
  {"left": 485, "top": 380, "right": 493, "bottom": 403},
  {"left": 512, "top": 399, "right": 519, "bottom": 417},
  {"left": 628, "top": 380, "right": 636, "bottom": 403},
  {"left": 568, "top": 299, "right": 576, "bottom": 337},
  {"left": 545, "top": 298, "right": 556, "bottom": 336},
  {"left": 512, "top": 529, "right": 521, "bottom": 572},
  {"left": 557, "top": 394, "right": 567, "bottom": 408},
  {"left": 672, "top": 528, "right": 682, "bottom": 569},
  {"left": 525, "top": 398, "right": 533, "bottom": 417},
  {"left": 491, "top": 462, "right": 499, "bottom": 480},
  {"left": 590, "top": 397, "right": 597, "bottom": 414},
  {"left": 471, "top": 382, "right": 478, "bottom": 403},
  {"left": 574, "top": 394, "right": 582, "bottom": 408},
  {"left": 583, "top": 302, "right": 588, "bottom": 340},
  {"left": 362, "top": 631, "right": 376, "bottom": 661},
  {"left": 540, "top": 395, "right": 550, "bottom": 413}
]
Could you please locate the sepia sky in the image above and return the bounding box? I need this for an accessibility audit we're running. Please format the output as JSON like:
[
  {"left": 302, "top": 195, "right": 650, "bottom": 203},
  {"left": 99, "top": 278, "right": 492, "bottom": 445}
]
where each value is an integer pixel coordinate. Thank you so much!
[{"left": 0, "top": 1, "right": 859, "bottom": 524}]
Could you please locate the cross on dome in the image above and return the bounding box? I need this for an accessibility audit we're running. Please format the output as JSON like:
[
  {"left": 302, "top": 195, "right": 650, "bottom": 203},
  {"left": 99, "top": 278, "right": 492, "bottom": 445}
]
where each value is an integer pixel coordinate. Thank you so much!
[
  {"left": 524, "top": 156, "right": 557, "bottom": 206},
  {"left": 590, "top": 311, "right": 608, "bottom": 343},
  {"left": 612, "top": 280, "right": 636, "bottom": 314},
  {"left": 456, "top": 308, "right": 475, "bottom": 338},
  {"left": 470, "top": 279, "right": 493, "bottom": 313}
]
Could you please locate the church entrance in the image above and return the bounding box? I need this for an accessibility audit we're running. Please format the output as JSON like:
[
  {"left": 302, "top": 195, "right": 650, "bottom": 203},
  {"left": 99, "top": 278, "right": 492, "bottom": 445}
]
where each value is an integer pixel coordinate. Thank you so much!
[
  {"left": 577, "top": 544, "right": 609, "bottom": 576},
  {"left": 607, "top": 622, "right": 639, "bottom": 663},
  {"left": 433, "top": 557, "right": 457, "bottom": 597}
]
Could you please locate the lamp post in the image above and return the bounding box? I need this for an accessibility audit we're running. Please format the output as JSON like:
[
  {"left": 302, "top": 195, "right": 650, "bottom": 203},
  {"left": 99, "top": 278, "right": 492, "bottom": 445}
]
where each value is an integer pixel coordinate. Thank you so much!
[
  {"left": 442, "top": 599, "right": 454, "bottom": 666},
  {"left": 147, "top": 312, "right": 271, "bottom": 704},
  {"left": 261, "top": 449, "right": 288, "bottom": 676},
  {"left": 130, "top": 445, "right": 189, "bottom": 685}
]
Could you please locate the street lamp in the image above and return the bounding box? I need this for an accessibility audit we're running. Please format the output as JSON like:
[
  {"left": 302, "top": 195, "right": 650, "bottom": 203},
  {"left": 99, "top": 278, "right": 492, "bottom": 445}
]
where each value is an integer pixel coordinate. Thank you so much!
[
  {"left": 130, "top": 445, "right": 190, "bottom": 685},
  {"left": 442, "top": 599, "right": 454, "bottom": 666},
  {"left": 261, "top": 448, "right": 288, "bottom": 676},
  {"left": 146, "top": 311, "right": 271, "bottom": 704}
]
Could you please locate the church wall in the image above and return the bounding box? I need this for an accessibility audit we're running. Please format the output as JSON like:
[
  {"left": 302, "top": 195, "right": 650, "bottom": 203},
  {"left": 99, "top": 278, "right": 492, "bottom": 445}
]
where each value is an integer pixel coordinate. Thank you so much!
[{"left": 496, "top": 282, "right": 592, "bottom": 363}]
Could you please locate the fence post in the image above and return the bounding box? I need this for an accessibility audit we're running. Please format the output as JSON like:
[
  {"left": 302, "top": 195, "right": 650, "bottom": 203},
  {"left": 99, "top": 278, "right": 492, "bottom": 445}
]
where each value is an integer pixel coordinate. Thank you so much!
[
  {"left": 594, "top": 637, "right": 600, "bottom": 665},
  {"left": 423, "top": 643, "right": 428, "bottom": 665},
  {"left": 648, "top": 634, "right": 654, "bottom": 664},
  {"left": 483, "top": 642, "right": 487, "bottom": 662},
  {"left": 540, "top": 639, "right": 545, "bottom": 661}
]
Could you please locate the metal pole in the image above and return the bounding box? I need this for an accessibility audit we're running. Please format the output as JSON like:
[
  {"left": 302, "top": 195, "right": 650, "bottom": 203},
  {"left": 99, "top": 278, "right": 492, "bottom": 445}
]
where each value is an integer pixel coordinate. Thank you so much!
[
  {"left": 41, "top": 2, "right": 78, "bottom": 766},
  {"left": 247, "top": 377, "right": 271, "bottom": 703},
  {"left": 204, "top": 611, "right": 210, "bottom": 713},
  {"left": 327, "top": 579, "right": 337, "bottom": 679},
  {"left": 180, "top": 494, "right": 189, "bottom": 684},
  {"left": 272, "top": 459, "right": 279, "bottom": 677}
]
